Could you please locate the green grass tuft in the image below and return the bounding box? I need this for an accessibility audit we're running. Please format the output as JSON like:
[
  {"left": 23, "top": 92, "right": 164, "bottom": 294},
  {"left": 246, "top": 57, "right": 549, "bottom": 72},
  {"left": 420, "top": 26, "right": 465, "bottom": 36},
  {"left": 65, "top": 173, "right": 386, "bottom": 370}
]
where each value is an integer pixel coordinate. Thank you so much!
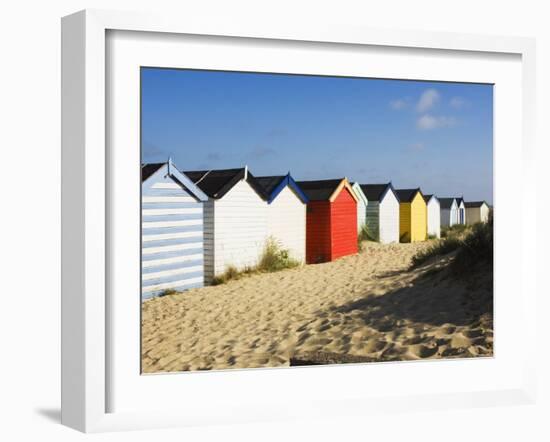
[
  {"left": 158, "top": 288, "right": 179, "bottom": 297},
  {"left": 451, "top": 221, "right": 493, "bottom": 275},
  {"left": 441, "top": 223, "right": 468, "bottom": 238},
  {"left": 212, "top": 237, "right": 300, "bottom": 285},
  {"left": 411, "top": 236, "right": 462, "bottom": 268},
  {"left": 258, "top": 237, "right": 301, "bottom": 272},
  {"left": 411, "top": 220, "right": 493, "bottom": 275}
]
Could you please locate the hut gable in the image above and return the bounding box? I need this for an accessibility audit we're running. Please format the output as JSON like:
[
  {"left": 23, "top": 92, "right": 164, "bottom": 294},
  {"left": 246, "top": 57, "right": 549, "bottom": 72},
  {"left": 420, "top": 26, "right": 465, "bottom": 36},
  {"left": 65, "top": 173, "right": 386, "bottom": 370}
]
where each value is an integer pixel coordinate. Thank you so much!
[
  {"left": 183, "top": 167, "right": 267, "bottom": 200},
  {"left": 141, "top": 161, "right": 207, "bottom": 300},
  {"left": 395, "top": 188, "right": 421, "bottom": 203},
  {"left": 465, "top": 201, "right": 488, "bottom": 208},
  {"left": 297, "top": 179, "right": 345, "bottom": 201},
  {"left": 360, "top": 183, "right": 396, "bottom": 203},
  {"left": 438, "top": 197, "right": 457, "bottom": 209},
  {"left": 255, "top": 174, "right": 309, "bottom": 204}
]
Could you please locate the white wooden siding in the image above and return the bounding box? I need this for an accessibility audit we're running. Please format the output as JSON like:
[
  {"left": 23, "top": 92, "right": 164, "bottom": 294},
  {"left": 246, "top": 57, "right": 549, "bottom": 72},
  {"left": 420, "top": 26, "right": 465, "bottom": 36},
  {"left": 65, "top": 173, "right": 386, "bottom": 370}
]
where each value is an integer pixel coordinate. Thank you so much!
[
  {"left": 203, "top": 180, "right": 268, "bottom": 283},
  {"left": 351, "top": 183, "right": 367, "bottom": 232},
  {"left": 427, "top": 199, "right": 441, "bottom": 238},
  {"left": 481, "top": 204, "right": 490, "bottom": 223},
  {"left": 379, "top": 190, "right": 400, "bottom": 243},
  {"left": 441, "top": 202, "right": 458, "bottom": 228},
  {"left": 457, "top": 201, "right": 466, "bottom": 225},
  {"left": 466, "top": 204, "right": 490, "bottom": 224},
  {"left": 267, "top": 185, "right": 306, "bottom": 262},
  {"left": 356, "top": 198, "right": 367, "bottom": 232}
]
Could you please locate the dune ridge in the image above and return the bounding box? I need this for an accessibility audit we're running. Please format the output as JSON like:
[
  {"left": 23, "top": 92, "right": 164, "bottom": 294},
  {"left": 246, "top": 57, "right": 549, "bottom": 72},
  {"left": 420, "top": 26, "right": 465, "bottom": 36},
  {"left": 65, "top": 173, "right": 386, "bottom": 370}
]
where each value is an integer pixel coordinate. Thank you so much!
[{"left": 141, "top": 242, "right": 493, "bottom": 373}]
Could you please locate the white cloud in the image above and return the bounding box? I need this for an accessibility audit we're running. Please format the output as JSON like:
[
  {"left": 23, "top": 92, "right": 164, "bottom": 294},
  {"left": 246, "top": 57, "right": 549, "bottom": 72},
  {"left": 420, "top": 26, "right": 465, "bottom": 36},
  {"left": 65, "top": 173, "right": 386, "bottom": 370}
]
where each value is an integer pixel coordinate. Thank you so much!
[
  {"left": 389, "top": 99, "right": 408, "bottom": 110},
  {"left": 416, "top": 89, "right": 440, "bottom": 112},
  {"left": 450, "top": 96, "right": 467, "bottom": 109},
  {"left": 417, "top": 114, "right": 457, "bottom": 130}
]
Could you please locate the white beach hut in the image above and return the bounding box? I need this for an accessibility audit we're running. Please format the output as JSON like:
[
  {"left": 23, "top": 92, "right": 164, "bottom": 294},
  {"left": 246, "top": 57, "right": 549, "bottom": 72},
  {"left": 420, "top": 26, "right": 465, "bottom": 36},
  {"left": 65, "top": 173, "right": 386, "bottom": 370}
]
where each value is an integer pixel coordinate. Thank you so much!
[
  {"left": 184, "top": 166, "right": 268, "bottom": 284},
  {"left": 351, "top": 182, "right": 368, "bottom": 233},
  {"left": 360, "top": 183, "right": 400, "bottom": 243},
  {"left": 439, "top": 198, "right": 458, "bottom": 228},
  {"left": 255, "top": 174, "right": 309, "bottom": 263},
  {"left": 465, "top": 201, "right": 491, "bottom": 224},
  {"left": 141, "top": 160, "right": 208, "bottom": 300},
  {"left": 423, "top": 194, "right": 441, "bottom": 238},
  {"left": 456, "top": 197, "right": 466, "bottom": 225}
]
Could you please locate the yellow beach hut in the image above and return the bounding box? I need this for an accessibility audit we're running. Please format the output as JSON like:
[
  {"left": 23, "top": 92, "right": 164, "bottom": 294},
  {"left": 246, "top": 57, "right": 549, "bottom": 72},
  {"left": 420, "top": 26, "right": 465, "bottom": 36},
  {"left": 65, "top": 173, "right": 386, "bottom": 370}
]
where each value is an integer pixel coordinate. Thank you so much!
[{"left": 395, "top": 188, "right": 427, "bottom": 242}]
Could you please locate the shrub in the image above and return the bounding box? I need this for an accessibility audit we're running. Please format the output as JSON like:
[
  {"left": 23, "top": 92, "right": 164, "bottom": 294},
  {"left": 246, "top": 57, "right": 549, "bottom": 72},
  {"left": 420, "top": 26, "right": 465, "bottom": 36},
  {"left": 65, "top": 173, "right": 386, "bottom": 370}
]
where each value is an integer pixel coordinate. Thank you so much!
[
  {"left": 410, "top": 236, "right": 462, "bottom": 268},
  {"left": 212, "top": 237, "right": 300, "bottom": 285},
  {"left": 411, "top": 219, "right": 493, "bottom": 274},
  {"left": 441, "top": 223, "right": 468, "bottom": 239},
  {"left": 212, "top": 265, "right": 242, "bottom": 285},
  {"left": 159, "top": 288, "right": 179, "bottom": 297},
  {"left": 258, "top": 237, "right": 300, "bottom": 272},
  {"left": 451, "top": 220, "right": 493, "bottom": 274}
]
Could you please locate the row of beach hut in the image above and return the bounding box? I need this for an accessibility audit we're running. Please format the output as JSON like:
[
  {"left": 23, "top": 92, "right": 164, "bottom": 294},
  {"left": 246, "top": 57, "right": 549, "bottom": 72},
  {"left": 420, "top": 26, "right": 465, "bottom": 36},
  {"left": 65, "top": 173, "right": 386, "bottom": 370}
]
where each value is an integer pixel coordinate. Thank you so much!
[{"left": 141, "top": 160, "right": 490, "bottom": 299}]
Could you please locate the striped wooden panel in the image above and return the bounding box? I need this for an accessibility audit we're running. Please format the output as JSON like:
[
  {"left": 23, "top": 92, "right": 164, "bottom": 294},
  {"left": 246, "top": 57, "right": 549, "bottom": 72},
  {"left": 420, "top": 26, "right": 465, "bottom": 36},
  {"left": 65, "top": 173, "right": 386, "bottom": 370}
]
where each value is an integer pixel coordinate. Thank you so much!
[{"left": 142, "top": 169, "right": 205, "bottom": 300}]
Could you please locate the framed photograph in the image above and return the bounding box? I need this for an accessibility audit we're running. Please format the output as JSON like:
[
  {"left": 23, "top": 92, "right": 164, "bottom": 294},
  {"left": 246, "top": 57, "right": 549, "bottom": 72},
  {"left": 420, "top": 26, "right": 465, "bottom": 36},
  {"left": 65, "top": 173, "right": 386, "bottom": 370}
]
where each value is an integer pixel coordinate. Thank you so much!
[{"left": 61, "top": 9, "right": 537, "bottom": 432}]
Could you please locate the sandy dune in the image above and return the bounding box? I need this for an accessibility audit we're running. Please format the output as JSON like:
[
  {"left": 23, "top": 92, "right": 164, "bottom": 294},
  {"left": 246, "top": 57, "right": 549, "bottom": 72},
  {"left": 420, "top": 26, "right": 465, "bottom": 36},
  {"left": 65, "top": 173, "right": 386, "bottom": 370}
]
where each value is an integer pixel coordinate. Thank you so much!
[{"left": 141, "top": 242, "right": 493, "bottom": 373}]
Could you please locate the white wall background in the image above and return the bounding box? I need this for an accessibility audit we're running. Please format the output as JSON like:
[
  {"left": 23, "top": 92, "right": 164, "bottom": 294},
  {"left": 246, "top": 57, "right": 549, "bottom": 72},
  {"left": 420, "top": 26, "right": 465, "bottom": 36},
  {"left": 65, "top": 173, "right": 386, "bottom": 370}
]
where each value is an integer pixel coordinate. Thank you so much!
[{"left": 0, "top": 1, "right": 548, "bottom": 440}]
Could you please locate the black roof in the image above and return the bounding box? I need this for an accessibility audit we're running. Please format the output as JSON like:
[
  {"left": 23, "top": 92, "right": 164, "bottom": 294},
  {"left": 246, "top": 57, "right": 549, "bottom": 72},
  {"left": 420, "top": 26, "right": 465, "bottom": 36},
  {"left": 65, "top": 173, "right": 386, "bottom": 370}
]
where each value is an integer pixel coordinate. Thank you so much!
[
  {"left": 395, "top": 188, "right": 422, "bottom": 203},
  {"left": 141, "top": 163, "right": 164, "bottom": 182},
  {"left": 254, "top": 175, "right": 286, "bottom": 196},
  {"left": 183, "top": 168, "right": 267, "bottom": 199},
  {"left": 360, "top": 183, "right": 391, "bottom": 202},
  {"left": 456, "top": 197, "right": 464, "bottom": 206},
  {"left": 438, "top": 197, "right": 456, "bottom": 209},
  {"left": 465, "top": 201, "right": 488, "bottom": 208},
  {"left": 423, "top": 194, "right": 435, "bottom": 203},
  {"left": 296, "top": 179, "right": 343, "bottom": 201}
]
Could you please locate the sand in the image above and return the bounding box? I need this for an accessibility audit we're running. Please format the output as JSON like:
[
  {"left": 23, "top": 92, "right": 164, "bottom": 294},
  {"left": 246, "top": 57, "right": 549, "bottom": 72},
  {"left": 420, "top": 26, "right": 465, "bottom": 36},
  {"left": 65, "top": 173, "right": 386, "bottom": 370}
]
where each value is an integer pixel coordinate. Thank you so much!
[{"left": 141, "top": 241, "right": 493, "bottom": 373}]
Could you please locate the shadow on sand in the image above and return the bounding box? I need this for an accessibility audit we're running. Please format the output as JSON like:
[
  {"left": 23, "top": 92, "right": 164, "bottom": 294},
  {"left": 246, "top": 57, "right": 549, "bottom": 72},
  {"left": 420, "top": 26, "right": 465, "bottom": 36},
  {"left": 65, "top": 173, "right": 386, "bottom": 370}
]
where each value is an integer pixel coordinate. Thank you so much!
[{"left": 330, "top": 262, "right": 493, "bottom": 331}]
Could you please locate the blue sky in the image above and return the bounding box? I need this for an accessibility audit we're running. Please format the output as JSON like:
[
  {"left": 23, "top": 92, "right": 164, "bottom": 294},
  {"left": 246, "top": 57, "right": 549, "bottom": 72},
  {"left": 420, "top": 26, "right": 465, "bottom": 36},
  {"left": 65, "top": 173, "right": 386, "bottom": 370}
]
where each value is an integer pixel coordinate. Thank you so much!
[{"left": 142, "top": 68, "right": 493, "bottom": 203}]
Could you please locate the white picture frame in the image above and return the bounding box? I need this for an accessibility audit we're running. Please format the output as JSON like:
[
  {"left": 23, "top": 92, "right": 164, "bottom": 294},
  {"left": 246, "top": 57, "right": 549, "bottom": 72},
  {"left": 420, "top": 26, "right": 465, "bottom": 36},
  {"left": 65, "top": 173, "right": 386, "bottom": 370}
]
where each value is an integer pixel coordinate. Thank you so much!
[{"left": 61, "top": 9, "right": 537, "bottom": 433}]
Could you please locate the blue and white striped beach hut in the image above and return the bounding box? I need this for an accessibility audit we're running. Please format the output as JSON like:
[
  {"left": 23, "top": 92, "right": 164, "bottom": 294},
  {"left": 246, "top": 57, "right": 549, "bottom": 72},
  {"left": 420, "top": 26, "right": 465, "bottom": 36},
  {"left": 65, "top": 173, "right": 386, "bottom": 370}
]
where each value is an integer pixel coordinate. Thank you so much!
[{"left": 141, "top": 160, "right": 208, "bottom": 300}]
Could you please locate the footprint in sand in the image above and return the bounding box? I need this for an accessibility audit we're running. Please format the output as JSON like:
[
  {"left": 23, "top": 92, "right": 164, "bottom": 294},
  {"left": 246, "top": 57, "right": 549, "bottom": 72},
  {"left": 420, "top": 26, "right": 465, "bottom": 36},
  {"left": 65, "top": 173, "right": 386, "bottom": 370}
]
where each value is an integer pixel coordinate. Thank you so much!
[
  {"left": 409, "top": 343, "right": 438, "bottom": 358},
  {"left": 463, "top": 328, "right": 485, "bottom": 339},
  {"left": 364, "top": 339, "right": 387, "bottom": 353},
  {"left": 434, "top": 325, "right": 457, "bottom": 338},
  {"left": 450, "top": 334, "right": 472, "bottom": 349}
]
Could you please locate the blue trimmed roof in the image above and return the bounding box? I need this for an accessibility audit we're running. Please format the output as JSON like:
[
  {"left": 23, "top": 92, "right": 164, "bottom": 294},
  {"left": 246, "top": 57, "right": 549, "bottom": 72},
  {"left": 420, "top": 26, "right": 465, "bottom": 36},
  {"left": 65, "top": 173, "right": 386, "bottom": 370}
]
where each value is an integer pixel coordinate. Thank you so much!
[
  {"left": 141, "top": 160, "right": 208, "bottom": 202},
  {"left": 255, "top": 173, "right": 309, "bottom": 204}
]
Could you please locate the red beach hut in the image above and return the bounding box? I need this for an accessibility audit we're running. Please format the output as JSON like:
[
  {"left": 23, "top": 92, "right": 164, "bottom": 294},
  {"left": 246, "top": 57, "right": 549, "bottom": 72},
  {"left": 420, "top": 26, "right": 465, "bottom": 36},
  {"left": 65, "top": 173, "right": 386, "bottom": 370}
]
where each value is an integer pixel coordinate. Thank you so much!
[{"left": 296, "top": 178, "right": 359, "bottom": 264}]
